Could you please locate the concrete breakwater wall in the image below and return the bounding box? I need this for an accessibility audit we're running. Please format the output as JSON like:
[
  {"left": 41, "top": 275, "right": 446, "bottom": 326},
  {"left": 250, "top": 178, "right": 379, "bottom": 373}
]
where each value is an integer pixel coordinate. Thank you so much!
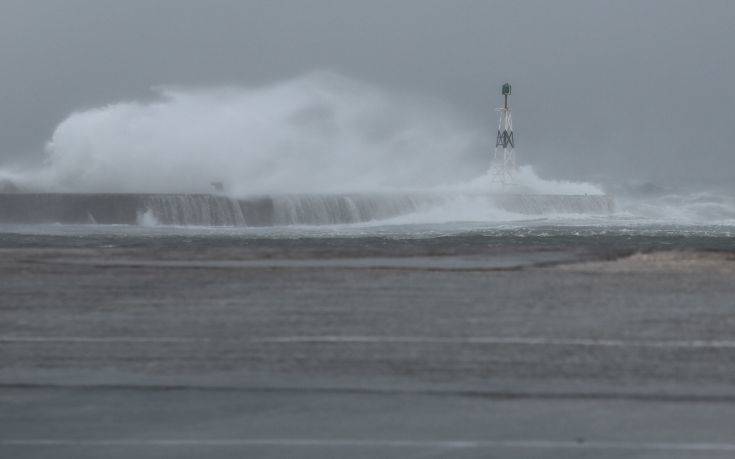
[{"left": 0, "top": 192, "right": 614, "bottom": 226}]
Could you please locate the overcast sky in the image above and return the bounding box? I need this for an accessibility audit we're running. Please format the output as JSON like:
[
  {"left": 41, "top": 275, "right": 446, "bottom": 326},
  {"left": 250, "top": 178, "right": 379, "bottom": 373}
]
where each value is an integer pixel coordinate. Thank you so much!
[{"left": 1, "top": 0, "right": 733, "bottom": 184}]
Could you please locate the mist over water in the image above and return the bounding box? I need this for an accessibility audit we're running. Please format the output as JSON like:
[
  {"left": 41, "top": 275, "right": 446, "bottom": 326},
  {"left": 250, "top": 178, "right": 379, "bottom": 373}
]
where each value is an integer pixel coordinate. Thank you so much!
[{"left": 1, "top": 72, "right": 734, "bottom": 228}]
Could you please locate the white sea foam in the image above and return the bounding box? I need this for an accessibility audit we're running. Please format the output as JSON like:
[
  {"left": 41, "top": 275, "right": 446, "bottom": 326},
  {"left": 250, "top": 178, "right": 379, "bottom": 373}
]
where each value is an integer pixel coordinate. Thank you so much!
[{"left": 458, "top": 166, "right": 603, "bottom": 195}]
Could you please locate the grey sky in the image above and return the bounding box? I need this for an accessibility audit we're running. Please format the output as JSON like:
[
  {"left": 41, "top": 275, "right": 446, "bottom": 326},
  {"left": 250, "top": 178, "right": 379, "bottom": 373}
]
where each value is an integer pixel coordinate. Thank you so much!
[{"left": 1, "top": 0, "right": 733, "bottom": 184}]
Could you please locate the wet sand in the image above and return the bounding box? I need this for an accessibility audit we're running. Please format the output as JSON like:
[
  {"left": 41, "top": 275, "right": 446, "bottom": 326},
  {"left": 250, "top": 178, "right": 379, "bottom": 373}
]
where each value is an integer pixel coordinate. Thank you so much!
[{"left": 1, "top": 246, "right": 735, "bottom": 458}]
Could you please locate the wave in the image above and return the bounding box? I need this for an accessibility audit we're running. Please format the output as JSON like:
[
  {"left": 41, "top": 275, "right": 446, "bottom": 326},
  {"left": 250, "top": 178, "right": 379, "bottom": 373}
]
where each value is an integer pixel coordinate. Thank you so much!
[
  {"left": 11, "top": 72, "right": 484, "bottom": 194},
  {"left": 1, "top": 72, "right": 732, "bottom": 228}
]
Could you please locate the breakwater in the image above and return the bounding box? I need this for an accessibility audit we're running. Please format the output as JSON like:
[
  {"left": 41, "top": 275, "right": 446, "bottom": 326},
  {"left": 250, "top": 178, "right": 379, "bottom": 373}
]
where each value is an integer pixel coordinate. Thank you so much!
[{"left": 0, "top": 192, "right": 614, "bottom": 226}]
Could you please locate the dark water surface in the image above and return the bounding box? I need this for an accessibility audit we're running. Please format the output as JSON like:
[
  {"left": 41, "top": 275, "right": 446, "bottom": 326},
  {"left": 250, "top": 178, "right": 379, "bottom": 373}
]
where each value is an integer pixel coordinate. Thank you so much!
[
  {"left": 2, "top": 222, "right": 735, "bottom": 459},
  {"left": 0, "top": 223, "right": 733, "bottom": 255}
]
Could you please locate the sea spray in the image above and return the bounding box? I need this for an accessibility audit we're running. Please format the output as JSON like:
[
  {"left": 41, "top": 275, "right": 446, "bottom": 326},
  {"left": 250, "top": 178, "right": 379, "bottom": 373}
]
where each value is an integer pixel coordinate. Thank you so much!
[
  {"left": 5, "top": 72, "right": 732, "bottom": 226},
  {"left": 28, "top": 72, "right": 484, "bottom": 194},
  {"left": 5, "top": 72, "right": 602, "bottom": 197}
]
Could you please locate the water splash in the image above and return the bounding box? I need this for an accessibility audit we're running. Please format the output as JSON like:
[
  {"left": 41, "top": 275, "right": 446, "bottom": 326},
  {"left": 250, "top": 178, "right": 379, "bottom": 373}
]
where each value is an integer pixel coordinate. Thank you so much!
[
  {"left": 2, "top": 72, "right": 733, "bottom": 227},
  {"left": 23, "top": 72, "right": 483, "bottom": 194}
]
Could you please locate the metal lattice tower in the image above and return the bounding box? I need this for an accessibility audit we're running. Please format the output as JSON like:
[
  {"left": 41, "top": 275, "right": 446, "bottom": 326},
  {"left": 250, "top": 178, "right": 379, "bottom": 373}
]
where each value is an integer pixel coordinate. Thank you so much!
[{"left": 491, "top": 82, "right": 516, "bottom": 185}]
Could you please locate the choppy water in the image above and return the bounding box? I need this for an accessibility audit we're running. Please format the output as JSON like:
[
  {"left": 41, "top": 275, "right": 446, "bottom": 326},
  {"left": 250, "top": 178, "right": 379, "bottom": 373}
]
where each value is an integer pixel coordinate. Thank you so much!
[{"left": 1, "top": 220, "right": 733, "bottom": 255}]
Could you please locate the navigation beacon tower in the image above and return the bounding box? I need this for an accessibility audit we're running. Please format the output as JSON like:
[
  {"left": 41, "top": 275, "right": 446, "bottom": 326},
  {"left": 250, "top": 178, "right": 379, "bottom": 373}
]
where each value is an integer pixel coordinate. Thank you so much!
[{"left": 491, "top": 82, "right": 516, "bottom": 185}]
